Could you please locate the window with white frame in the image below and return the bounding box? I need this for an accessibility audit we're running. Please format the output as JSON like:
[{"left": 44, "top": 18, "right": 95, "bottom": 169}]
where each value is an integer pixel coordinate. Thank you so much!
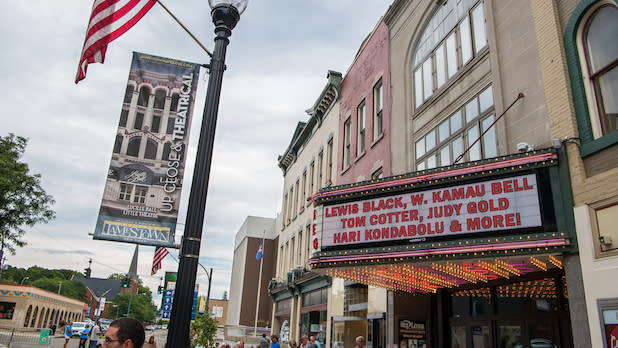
[
  {"left": 282, "top": 193, "right": 288, "bottom": 226},
  {"left": 413, "top": 0, "right": 488, "bottom": 109},
  {"left": 415, "top": 85, "right": 495, "bottom": 170},
  {"left": 317, "top": 151, "right": 323, "bottom": 188},
  {"left": 580, "top": 3, "right": 618, "bottom": 137},
  {"left": 344, "top": 119, "right": 351, "bottom": 169},
  {"left": 374, "top": 79, "right": 384, "bottom": 139},
  {"left": 327, "top": 139, "right": 334, "bottom": 183},
  {"left": 358, "top": 100, "right": 366, "bottom": 155},
  {"left": 294, "top": 180, "right": 299, "bottom": 216},
  {"left": 118, "top": 183, "right": 148, "bottom": 203},
  {"left": 301, "top": 171, "right": 307, "bottom": 208},
  {"left": 309, "top": 162, "right": 315, "bottom": 197}
]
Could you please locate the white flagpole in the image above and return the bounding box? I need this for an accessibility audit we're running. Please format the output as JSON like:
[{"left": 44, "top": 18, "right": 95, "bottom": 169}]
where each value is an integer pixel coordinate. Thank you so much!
[{"left": 254, "top": 235, "right": 265, "bottom": 337}]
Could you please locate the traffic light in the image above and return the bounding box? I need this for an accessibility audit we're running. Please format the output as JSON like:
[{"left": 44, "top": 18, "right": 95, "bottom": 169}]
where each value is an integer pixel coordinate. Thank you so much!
[
  {"left": 121, "top": 276, "right": 130, "bottom": 288},
  {"left": 157, "top": 286, "right": 163, "bottom": 294}
]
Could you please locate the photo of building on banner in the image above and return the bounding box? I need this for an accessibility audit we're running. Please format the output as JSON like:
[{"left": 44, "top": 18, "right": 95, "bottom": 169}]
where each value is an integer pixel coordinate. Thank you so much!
[{"left": 93, "top": 52, "right": 201, "bottom": 247}]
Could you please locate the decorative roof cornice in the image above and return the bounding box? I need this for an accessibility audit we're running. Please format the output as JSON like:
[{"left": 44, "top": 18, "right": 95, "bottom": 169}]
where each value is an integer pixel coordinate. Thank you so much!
[{"left": 278, "top": 71, "right": 342, "bottom": 173}]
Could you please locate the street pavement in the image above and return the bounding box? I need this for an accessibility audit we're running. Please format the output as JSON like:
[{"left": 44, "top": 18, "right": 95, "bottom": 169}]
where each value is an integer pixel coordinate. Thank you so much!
[{"left": 1, "top": 330, "right": 168, "bottom": 348}]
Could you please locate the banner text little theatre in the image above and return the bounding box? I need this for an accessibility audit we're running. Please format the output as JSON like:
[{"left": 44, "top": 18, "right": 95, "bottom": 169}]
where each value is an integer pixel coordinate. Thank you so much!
[{"left": 320, "top": 174, "right": 542, "bottom": 247}]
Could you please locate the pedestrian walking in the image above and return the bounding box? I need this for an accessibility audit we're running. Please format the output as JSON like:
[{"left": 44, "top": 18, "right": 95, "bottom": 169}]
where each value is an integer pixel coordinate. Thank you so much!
[
  {"left": 63, "top": 321, "right": 73, "bottom": 348},
  {"left": 89, "top": 320, "right": 102, "bottom": 348},
  {"left": 79, "top": 324, "right": 90, "bottom": 348}
]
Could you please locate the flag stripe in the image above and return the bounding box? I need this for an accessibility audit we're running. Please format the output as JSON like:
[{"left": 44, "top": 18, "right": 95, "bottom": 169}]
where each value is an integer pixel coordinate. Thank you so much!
[
  {"left": 151, "top": 246, "right": 169, "bottom": 275},
  {"left": 76, "top": 0, "right": 156, "bottom": 83}
]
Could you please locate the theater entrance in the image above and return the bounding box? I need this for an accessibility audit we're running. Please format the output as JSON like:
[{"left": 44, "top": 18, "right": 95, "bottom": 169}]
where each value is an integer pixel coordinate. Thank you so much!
[{"left": 448, "top": 274, "right": 573, "bottom": 348}]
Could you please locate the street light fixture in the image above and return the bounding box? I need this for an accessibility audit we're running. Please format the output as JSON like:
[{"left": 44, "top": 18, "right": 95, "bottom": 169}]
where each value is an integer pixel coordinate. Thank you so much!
[
  {"left": 166, "top": 1, "right": 248, "bottom": 347},
  {"left": 20, "top": 276, "right": 29, "bottom": 285}
]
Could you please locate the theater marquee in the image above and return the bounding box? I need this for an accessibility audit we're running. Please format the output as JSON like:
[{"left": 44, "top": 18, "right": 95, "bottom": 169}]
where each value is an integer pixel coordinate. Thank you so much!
[{"left": 320, "top": 174, "right": 542, "bottom": 248}]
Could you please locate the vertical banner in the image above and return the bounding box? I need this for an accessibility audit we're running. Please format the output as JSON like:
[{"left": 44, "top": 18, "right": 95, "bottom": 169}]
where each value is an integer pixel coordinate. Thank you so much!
[{"left": 94, "top": 52, "right": 201, "bottom": 247}]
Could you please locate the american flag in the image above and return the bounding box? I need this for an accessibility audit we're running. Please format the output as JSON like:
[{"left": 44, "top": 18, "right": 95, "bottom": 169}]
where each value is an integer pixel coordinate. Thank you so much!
[
  {"left": 75, "top": 0, "right": 157, "bottom": 84},
  {"left": 151, "top": 246, "right": 169, "bottom": 275}
]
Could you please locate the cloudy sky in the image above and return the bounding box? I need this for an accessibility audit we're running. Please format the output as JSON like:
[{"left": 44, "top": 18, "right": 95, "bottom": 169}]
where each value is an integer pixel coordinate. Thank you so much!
[{"left": 0, "top": 0, "right": 392, "bottom": 305}]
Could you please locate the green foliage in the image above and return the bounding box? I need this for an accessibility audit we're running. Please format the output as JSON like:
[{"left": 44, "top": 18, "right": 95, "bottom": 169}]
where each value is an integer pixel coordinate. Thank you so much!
[
  {"left": 111, "top": 291, "right": 157, "bottom": 323},
  {"left": 191, "top": 314, "right": 218, "bottom": 348},
  {"left": 0, "top": 134, "right": 55, "bottom": 261},
  {"left": 0, "top": 265, "right": 86, "bottom": 301}
]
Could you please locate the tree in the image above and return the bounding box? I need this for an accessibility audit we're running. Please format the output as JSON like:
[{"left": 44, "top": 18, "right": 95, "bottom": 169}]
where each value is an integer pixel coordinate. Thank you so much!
[
  {"left": 0, "top": 265, "right": 86, "bottom": 301},
  {"left": 110, "top": 280, "right": 157, "bottom": 322},
  {"left": 0, "top": 134, "right": 55, "bottom": 268},
  {"left": 191, "top": 313, "right": 218, "bottom": 348}
]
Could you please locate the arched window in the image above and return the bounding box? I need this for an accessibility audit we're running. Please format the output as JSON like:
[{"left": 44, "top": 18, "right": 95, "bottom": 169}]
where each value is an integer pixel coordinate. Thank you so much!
[
  {"left": 124, "top": 85, "right": 134, "bottom": 104},
  {"left": 162, "top": 142, "right": 172, "bottom": 160},
  {"left": 137, "top": 86, "right": 151, "bottom": 107},
  {"left": 582, "top": 4, "right": 618, "bottom": 137},
  {"left": 144, "top": 138, "right": 158, "bottom": 160},
  {"left": 113, "top": 134, "right": 123, "bottom": 154},
  {"left": 412, "top": 0, "right": 487, "bottom": 109},
  {"left": 127, "top": 137, "right": 141, "bottom": 157},
  {"left": 23, "top": 305, "right": 32, "bottom": 327},
  {"left": 170, "top": 93, "right": 180, "bottom": 112},
  {"left": 43, "top": 308, "right": 50, "bottom": 327},
  {"left": 154, "top": 89, "right": 167, "bottom": 109},
  {"left": 37, "top": 307, "right": 46, "bottom": 327},
  {"left": 31, "top": 306, "right": 39, "bottom": 327}
]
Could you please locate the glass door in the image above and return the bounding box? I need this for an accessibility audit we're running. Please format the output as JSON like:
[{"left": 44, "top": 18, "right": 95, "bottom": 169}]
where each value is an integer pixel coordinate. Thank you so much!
[{"left": 497, "top": 321, "right": 523, "bottom": 348}]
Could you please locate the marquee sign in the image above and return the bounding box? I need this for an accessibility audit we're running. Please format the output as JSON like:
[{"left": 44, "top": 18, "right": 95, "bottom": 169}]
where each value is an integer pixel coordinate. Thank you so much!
[{"left": 319, "top": 174, "right": 542, "bottom": 248}]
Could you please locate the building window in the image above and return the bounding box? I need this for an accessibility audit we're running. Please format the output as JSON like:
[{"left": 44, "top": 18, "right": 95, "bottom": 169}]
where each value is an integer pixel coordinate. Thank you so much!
[
  {"left": 126, "top": 138, "right": 141, "bottom": 158},
  {"left": 282, "top": 193, "right": 288, "bottom": 226},
  {"left": 416, "top": 85, "right": 495, "bottom": 170},
  {"left": 305, "top": 225, "right": 311, "bottom": 264},
  {"left": 344, "top": 119, "right": 351, "bottom": 169},
  {"left": 309, "top": 162, "right": 315, "bottom": 196},
  {"left": 119, "top": 183, "right": 133, "bottom": 201},
  {"left": 290, "top": 237, "right": 296, "bottom": 267},
  {"left": 134, "top": 112, "right": 144, "bottom": 130},
  {"left": 170, "top": 93, "right": 180, "bottom": 112},
  {"left": 413, "top": 0, "right": 488, "bottom": 109},
  {"left": 317, "top": 151, "right": 324, "bottom": 188},
  {"left": 119, "top": 109, "right": 129, "bottom": 128},
  {"left": 144, "top": 139, "right": 157, "bottom": 160},
  {"left": 120, "top": 183, "right": 148, "bottom": 203},
  {"left": 166, "top": 117, "right": 175, "bottom": 134},
  {"left": 357, "top": 100, "right": 366, "bottom": 155},
  {"left": 154, "top": 89, "right": 166, "bottom": 109},
  {"left": 301, "top": 172, "right": 307, "bottom": 208},
  {"left": 582, "top": 4, "right": 618, "bottom": 137},
  {"left": 151, "top": 115, "right": 161, "bottom": 133},
  {"left": 133, "top": 185, "right": 147, "bottom": 203},
  {"left": 113, "top": 135, "right": 123, "bottom": 154},
  {"left": 162, "top": 142, "right": 172, "bottom": 160},
  {"left": 294, "top": 180, "right": 299, "bottom": 216},
  {"left": 374, "top": 80, "right": 383, "bottom": 139},
  {"left": 372, "top": 167, "right": 383, "bottom": 180},
  {"left": 137, "top": 86, "right": 150, "bottom": 107},
  {"left": 124, "top": 86, "right": 134, "bottom": 104},
  {"left": 327, "top": 139, "right": 334, "bottom": 184}
]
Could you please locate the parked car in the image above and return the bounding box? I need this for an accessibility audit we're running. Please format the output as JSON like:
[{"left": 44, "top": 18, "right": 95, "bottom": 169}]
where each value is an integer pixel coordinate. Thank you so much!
[
  {"left": 70, "top": 322, "right": 87, "bottom": 337},
  {"left": 99, "top": 318, "right": 112, "bottom": 333}
]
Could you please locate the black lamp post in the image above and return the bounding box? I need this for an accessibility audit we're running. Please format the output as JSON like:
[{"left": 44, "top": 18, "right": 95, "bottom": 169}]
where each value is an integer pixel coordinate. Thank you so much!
[{"left": 166, "top": 1, "right": 248, "bottom": 347}]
